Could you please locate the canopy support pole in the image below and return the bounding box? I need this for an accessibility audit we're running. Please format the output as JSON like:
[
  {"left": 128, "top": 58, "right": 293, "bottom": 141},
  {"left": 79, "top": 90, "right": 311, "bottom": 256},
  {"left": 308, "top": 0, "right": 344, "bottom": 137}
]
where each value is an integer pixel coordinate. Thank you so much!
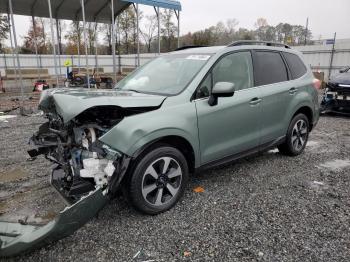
[
  {"left": 136, "top": 3, "right": 140, "bottom": 67},
  {"left": 154, "top": 6, "right": 160, "bottom": 55},
  {"left": 31, "top": 16, "right": 41, "bottom": 80},
  {"left": 47, "top": 0, "right": 59, "bottom": 88},
  {"left": 6, "top": 12, "right": 18, "bottom": 91},
  {"left": 81, "top": 0, "right": 90, "bottom": 89},
  {"left": 94, "top": 22, "right": 98, "bottom": 75},
  {"left": 117, "top": 17, "right": 121, "bottom": 75},
  {"left": 175, "top": 10, "right": 180, "bottom": 48},
  {"left": 8, "top": 0, "right": 24, "bottom": 110},
  {"left": 111, "top": 0, "right": 116, "bottom": 82},
  {"left": 76, "top": 21, "right": 81, "bottom": 73},
  {"left": 56, "top": 18, "right": 62, "bottom": 78}
]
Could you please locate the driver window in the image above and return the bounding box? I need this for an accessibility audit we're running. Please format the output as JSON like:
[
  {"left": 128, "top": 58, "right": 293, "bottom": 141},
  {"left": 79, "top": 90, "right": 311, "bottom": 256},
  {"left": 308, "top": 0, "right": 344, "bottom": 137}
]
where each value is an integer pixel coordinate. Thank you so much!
[{"left": 212, "top": 51, "right": 253, "bottom": 92}]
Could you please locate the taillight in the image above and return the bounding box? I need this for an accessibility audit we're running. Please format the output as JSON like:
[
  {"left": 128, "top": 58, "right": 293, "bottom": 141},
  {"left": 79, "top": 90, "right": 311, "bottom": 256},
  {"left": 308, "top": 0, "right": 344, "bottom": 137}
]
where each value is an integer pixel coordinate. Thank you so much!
[{"left": 313, "top": 78, "right": 321, "bottom": 90}]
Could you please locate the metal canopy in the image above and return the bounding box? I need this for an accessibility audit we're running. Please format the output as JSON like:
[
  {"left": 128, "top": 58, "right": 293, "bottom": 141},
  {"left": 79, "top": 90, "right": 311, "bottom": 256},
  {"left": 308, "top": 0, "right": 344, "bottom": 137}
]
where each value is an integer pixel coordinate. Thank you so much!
[
  {"left": 124, "top": 0, "right": 181, "bottom": 11},
  {"left": 0, "top": 0, "right": 181, "bottom": 23}
]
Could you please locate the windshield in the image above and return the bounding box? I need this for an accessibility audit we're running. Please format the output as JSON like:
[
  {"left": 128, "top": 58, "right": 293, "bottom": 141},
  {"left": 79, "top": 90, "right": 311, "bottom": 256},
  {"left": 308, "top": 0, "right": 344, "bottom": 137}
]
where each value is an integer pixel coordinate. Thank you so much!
[{"left": 115, "top": 54, "right": 211, "bottom": 95}]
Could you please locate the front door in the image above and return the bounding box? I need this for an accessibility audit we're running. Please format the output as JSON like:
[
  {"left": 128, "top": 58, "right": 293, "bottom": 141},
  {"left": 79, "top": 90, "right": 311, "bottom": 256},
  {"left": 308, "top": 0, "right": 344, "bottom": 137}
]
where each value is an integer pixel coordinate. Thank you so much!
[{"left": 194, "top": 51, "right": 262, "bottom": 165}]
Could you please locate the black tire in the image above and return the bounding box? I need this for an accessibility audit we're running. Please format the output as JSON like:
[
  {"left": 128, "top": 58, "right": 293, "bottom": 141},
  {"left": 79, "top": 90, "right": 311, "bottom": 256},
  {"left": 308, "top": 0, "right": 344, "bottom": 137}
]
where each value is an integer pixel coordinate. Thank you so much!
[
  {"left": 127, "top": 145, "right": 189, "bottom": 215},
  {"left": 278, "top": 113, "right": 310, "bottom": 156}
]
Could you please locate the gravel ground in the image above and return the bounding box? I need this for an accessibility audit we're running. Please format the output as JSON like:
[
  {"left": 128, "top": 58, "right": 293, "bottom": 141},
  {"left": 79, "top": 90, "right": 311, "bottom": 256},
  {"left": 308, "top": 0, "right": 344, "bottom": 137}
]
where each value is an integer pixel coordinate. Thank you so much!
[{"left": 0, "top": 113, "right": 350, "bottom": 261}]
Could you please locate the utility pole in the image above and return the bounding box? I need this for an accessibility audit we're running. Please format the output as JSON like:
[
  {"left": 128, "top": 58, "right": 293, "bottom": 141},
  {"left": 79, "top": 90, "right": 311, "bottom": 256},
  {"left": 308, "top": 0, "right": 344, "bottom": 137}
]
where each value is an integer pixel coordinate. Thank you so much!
[
  {"left": 328, "top": 32, "right": 337, "bottom": 80},
  {"left": 304, "top": 17, "right": 309, "bottom": 45}
]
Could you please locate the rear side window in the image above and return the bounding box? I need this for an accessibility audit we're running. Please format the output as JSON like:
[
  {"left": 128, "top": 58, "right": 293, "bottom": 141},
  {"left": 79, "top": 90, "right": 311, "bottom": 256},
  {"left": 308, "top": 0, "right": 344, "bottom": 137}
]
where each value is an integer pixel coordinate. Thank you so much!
[
  {"left": 283, "top": 52, "right": 307, "bottom": 79},
  {"left": 254, "top": 51, "right": 288, "bottom": 86}
]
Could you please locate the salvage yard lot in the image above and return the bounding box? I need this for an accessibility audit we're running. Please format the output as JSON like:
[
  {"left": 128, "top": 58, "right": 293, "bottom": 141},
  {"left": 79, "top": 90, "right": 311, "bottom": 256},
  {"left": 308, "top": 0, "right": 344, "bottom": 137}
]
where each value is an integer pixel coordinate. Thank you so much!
[{"left": 0, "top": 114, "right": 349, "bottom": 261}]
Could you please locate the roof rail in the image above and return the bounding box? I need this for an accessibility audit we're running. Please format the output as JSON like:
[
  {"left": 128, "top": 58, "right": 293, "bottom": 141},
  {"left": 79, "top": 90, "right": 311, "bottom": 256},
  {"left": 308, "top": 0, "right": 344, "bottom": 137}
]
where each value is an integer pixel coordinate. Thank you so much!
[
  {"left": 175, "top": 45, "right": 207, "bottom": 51},
  {"left": 228, "top": 40, "right": 291, "bottom": 49}
]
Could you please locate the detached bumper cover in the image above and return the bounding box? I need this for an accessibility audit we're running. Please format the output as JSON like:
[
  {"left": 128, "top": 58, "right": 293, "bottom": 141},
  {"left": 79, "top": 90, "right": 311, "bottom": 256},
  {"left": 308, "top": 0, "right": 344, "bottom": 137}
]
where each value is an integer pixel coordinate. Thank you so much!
[{"left": 0, "top": 188, "right": 108, "bottom": 257}]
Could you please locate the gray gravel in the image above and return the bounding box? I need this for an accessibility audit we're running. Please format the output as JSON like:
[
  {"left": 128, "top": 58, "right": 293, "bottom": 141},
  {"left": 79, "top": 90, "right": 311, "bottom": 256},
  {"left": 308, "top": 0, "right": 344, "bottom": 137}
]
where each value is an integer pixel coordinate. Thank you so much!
[{"left": 1, "top": 114, "right": 350, "bottom": 261}]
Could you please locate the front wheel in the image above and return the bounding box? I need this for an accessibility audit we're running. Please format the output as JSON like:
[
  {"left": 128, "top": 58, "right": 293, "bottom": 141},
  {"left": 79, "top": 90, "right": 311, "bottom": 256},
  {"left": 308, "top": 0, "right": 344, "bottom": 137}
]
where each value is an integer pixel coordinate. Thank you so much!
[
  {"left": 127, "top": 146, "right": 189, "bottom": 215},
  {"left": 278, "top": 113, "right": 309, "bottom": 156}
]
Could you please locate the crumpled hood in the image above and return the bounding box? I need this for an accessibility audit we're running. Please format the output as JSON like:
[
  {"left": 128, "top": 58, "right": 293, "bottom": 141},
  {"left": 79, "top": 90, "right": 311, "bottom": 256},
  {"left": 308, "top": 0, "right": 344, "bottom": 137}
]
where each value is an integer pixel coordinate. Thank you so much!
[
  {"left": 39, "top": 88, "right": 167, "bottom": 123},
  {"left": 329, "top": 72, "right": 350, "bottom": 85}
]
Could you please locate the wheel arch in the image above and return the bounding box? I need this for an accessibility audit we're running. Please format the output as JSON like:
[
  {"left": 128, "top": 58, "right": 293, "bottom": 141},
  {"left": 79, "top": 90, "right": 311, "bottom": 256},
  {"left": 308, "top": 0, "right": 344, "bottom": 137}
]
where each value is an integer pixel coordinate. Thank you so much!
[
  {"left": 131, "top": 135, "right": 196, "bottom": 174},
  {"left": 292, "top": 106, "right": 314, "bottom": 131}
]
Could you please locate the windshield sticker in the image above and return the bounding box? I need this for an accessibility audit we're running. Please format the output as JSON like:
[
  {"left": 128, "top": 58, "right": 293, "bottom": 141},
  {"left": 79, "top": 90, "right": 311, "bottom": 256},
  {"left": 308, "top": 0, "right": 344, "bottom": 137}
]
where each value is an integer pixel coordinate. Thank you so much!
[{"left": 186, "top": 55, "right": 210, "bottom": 61}]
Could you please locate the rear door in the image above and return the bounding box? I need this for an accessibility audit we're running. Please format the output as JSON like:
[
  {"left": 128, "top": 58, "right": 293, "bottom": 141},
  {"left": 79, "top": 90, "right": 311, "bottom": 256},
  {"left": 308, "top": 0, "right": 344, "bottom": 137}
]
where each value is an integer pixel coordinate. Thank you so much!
[
  {"left": 195, "top": 51, "right": 262, "bottom": 164},
  {"left": 252, "top": 50, "right": 293, "bottom": 145}
]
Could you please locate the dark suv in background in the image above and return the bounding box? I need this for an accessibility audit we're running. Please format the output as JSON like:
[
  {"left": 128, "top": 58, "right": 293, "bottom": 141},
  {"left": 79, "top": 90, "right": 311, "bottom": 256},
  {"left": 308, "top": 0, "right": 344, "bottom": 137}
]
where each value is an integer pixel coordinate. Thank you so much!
[{"left": 321, "top": 66, "right": 350, "bottom": 112}]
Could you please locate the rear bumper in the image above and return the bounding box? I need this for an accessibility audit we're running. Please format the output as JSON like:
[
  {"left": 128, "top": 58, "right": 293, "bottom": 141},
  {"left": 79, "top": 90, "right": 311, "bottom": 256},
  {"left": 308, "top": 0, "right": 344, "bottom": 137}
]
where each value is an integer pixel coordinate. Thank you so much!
[{"left": 0, "top": 188, "right": 108, "bottom": 257}]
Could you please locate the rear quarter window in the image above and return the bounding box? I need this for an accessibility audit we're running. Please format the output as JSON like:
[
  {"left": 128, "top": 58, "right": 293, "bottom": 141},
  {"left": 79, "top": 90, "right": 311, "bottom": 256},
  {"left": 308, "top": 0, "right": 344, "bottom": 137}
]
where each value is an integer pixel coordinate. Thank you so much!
[
  {"left": 254, "top": 51, "right": 288, "bottom": 86},
  {"left": 283, "top": 52, "right": 307, "bottom": 79}
]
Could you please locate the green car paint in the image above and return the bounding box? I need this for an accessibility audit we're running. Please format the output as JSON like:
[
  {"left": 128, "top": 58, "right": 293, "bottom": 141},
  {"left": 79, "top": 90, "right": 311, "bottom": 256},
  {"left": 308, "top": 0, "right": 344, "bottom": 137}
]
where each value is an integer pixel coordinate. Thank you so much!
[
  {"left": 0, "top": 44, "right": 319, "bottom": 257},
  {"left": 0, "top": 188, "right": 108, "bottom": 257},
  {"left": 39, "top": 88, "right": 167, "bottom": 123}
]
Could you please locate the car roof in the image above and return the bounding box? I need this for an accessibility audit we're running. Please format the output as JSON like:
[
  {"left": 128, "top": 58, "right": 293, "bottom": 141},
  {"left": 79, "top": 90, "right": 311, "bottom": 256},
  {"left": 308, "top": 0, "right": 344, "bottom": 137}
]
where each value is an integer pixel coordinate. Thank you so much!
[
  {"left": 170, "top": 46, "right": 226, "bottom": 55},
  {"left": 171, "top": 43, "right": 299, "bottom": 56}
]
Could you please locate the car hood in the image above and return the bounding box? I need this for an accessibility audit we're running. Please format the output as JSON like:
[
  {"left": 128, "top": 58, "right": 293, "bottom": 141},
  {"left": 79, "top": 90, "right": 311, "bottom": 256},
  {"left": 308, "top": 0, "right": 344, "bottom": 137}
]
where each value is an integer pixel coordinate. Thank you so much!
[
  {"left": 329, "top": 72, "right": 350, "bottom": 85},
  {"left": 39, "top": 88, "right": 167, "bottom": 123}
]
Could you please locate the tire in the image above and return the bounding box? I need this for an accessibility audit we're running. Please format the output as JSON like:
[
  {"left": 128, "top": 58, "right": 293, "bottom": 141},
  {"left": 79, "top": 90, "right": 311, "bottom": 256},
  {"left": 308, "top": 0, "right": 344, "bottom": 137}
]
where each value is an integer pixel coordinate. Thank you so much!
[
  {"left": 278, "top": 113, "right": 310, "bottom": 156},
  {"left": 127, "top": 145, "right": 189, "bottom": 215}
]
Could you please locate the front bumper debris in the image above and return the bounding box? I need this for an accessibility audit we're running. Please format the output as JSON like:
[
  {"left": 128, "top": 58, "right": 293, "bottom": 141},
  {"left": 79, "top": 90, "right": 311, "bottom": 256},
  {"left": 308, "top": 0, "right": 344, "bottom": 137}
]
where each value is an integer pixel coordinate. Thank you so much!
[{"left": 0, "top": 188, "right": 108, "bottom": 257}]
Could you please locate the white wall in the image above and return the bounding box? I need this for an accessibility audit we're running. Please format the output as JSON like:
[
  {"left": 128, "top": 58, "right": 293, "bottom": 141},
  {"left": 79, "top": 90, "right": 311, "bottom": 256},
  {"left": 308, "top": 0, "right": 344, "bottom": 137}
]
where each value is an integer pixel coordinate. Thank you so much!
[{"left": 295, "top": 40, "right": 350, "bottom": 79}]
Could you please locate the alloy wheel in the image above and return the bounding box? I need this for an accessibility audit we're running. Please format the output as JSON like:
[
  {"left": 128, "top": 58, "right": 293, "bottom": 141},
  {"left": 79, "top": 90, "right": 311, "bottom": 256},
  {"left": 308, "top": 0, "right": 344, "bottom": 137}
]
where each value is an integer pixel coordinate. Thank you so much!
[
  {"left": 291, "top": 119, "right": 308, "bottom": 151},
  {"left": 141, "top": 157, "right": 182, "bottom": 206}
]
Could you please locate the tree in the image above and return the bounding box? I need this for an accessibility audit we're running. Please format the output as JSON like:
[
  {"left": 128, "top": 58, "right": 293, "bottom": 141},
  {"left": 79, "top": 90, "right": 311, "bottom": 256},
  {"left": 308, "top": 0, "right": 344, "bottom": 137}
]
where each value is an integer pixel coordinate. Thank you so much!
[
  {"left": 65, "top": 21, "right": 83, "bottom": 55},
  {"left": 160, "top": 9, "right": 177, "bottom": 51},
  {"left": 23, "top": 17, "right": 49, "bottom": 54},
  {"left": 236, "top": 28, "right": 255, "bottom": 40},
  {"left": 254, "top": 18, "right": 268, "bottom": 29},
  {"left": 140, "top": 15, "right": 157, "bottom": 52},
  {"left": 100, "top": 23, "right": 112, "bottom": 54},
  {"left": 119, "top": 7, "right": 137, "bottom": 54},
  {"left": 87, "top": 22, "right": 98, "bottom": 55},
  {"left": 0, "top": 14, "right": 10, "bottom": 51}
]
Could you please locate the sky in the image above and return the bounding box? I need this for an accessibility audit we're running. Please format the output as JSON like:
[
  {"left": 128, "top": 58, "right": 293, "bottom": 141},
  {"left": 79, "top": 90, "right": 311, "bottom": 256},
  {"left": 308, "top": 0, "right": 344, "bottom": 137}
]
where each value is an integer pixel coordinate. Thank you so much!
[{"left": 7, "top": 0, "right": 350, "bottom": 45}]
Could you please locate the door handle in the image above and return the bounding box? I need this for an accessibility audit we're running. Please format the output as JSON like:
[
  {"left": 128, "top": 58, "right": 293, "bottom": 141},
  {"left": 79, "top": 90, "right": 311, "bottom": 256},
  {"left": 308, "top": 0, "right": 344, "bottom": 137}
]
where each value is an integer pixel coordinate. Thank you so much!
[
  {"left": 249, "top": 97, "right": 262, "bottom": 105},
  {"left": 289, "top": 87, "right": 298, "bottom": 95}
]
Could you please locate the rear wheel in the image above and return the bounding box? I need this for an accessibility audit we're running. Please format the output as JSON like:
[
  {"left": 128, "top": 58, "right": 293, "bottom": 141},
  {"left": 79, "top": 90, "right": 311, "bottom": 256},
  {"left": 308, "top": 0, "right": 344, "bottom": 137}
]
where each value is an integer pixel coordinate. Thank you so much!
[
  {"left": 127, "top": 145, "right": 189, "bottom": 215},
  {"left": 278, "top": 113, "right": 309, "bottom": 156}
]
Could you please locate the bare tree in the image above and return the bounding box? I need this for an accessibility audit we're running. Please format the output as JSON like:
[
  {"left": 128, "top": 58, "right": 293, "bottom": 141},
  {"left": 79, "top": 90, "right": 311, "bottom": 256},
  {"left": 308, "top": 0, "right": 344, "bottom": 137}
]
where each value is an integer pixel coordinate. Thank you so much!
[
  {"left": 140, "top": 14, "right": 157, "bottom": 52},
  {"left": 161, "top": 9, "right": 177, "bottom": 51},
  {"left": 65, "top": 21, "right": 83, "bottom": 55},
  {"left": 119, "top": 7, "right": 136, "bottom": 54},
  {"left": 23, "top": 18, "right": 48, "bottom": 54},
  {"left": 100, "top": 23, "right": 112, "bottom": 54}
]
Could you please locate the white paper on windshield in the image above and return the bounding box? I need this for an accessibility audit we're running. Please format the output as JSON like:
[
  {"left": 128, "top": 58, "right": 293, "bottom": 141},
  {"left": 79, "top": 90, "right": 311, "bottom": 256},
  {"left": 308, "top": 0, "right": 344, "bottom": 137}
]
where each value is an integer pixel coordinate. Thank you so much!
[{"left": 186, "top": 55, "right": 210, "bottom": 61}]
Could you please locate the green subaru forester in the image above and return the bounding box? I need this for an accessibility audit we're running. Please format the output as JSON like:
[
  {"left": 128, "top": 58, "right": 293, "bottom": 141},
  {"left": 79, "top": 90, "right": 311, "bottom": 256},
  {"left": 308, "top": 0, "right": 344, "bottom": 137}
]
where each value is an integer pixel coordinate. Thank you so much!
[{"left": 0, "top": 41, "right": 320, "bottom": 256}]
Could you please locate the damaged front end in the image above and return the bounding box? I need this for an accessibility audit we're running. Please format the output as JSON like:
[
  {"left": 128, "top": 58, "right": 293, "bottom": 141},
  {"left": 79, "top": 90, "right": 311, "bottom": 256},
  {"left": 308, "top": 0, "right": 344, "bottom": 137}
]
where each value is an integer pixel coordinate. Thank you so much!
[
  {"left": 0, "top": 89, "right": 164, "bottom": 257},
  {"left": 321, "top": 82, "right": 350, "bottom": 114},
  {"left": 27, "top": 108, "right": 127, "bottom": 203}
]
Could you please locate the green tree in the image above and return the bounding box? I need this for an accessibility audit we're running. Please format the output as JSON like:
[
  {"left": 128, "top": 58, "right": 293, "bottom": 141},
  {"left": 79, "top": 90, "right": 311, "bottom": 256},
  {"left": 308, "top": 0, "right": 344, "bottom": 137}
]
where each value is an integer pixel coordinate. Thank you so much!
[{"left": 0, "top": 14, "right": 10, "bottom": 51}]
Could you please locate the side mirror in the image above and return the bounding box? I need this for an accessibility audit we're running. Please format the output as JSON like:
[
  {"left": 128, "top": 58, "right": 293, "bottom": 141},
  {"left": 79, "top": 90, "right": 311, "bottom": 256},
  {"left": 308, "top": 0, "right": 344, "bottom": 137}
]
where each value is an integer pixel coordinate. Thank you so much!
[{"left": 208, "top": 82, "right": 235, "bottom": 106}]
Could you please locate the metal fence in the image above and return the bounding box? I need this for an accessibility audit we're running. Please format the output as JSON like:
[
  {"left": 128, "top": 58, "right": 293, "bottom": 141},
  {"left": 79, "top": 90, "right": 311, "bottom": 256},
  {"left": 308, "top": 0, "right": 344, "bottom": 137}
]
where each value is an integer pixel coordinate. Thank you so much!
[
  {"left": 1, "top": 40, "right": 350, "bottom": 83},
  {"left": 0, "top": 53, "right": 159, "bottom": 79}
]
